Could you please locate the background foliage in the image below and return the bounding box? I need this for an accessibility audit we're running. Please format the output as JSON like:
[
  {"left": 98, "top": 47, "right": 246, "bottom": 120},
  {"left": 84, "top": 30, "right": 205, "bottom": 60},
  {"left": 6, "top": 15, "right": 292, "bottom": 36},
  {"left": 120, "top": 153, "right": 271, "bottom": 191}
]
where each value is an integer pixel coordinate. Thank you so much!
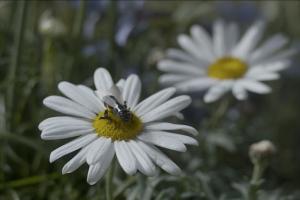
[{"left": 1, "top": 0, "right": 300, "bottom": 199}]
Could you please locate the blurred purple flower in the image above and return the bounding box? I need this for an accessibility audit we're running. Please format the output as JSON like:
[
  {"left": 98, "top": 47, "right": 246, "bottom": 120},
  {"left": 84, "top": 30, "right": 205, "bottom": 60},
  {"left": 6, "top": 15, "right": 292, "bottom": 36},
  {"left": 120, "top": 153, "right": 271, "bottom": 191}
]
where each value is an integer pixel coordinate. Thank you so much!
[
  {"left": 216, "top": 1, "right": 263, "bottom": 23},
  {"left": 115, "top": 0, "right": 145, "bottom": 46}
]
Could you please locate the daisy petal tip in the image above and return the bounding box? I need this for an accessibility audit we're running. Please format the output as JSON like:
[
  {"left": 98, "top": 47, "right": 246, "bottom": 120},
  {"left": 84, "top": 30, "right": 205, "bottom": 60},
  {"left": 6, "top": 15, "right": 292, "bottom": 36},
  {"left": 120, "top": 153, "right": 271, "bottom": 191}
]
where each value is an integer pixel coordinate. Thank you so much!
[
  {"left": 169, "top": 167, "right": 182, "bottom": 176},
  {"left": 203, "top": 96, "right": 214, "bottom": 104},
  {"left": 38, "top": 123, "right": 43, "bottom": 131},
  {"left": 94, "top": 67, "right": 107, "bottom": 74},
  {"left": 87, "top": 179, "right": 97, "bottom": 186},
  {"left": 42, "top": 97, "right": 51, "bottom": 106},
  {"left": 189, "top": 128, "right": 199, "bottom": 136},
  {"left": 165, "top": 87, "right": 176, "bottom": 94},
  {"left": 57, "top": 81, "right": 68, "bottom": 88},
  {"left": 192, "top": 140, "right": 199, "bottom": 146},
  {"left": 49, "top": 154, "right": 56, "bottom": 163},
  {"left": 180, "top": 95, "right": 192, "bottom": 105},
  {"left": 62, "top": 167, "right": 69, "bottom": 175},
  {"left": 86, "top": 155, "right": 95, "bottom": 166},
  {"left": 40, "top": 133, "right": 47, "bottom": 140}
]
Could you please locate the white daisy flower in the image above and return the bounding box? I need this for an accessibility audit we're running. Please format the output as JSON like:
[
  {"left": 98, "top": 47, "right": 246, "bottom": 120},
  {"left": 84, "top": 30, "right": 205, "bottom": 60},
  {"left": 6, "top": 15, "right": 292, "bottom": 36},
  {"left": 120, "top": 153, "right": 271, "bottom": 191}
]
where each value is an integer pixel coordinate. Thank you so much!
[
  {"left": 158, "top": 20, "right": 297, "bottom": 103},
  {"left": 39, "top": 68, "right": 198, "bottom": 185}
]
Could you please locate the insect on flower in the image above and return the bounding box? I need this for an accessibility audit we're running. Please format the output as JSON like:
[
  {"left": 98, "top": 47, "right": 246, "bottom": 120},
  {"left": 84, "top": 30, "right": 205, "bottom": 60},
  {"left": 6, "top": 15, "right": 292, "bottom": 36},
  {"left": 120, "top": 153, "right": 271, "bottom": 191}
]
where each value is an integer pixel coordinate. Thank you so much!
[
  {"left": 99, "top": 85, "right": 132, "bottom": 122},
  {"left": 101, "top": 95, "right": 132, "bottom": 122}
]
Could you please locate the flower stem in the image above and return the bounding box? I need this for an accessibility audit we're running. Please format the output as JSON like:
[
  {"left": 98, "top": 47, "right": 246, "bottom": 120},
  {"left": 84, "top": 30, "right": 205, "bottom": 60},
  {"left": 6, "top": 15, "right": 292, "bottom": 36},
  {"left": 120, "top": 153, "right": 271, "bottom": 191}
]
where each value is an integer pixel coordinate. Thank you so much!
[
  {"left": 106, "top": 160, "right": 116, "bottom": 200},
  {"left": 209, "top": 97, "right": 231, "bottom": 128},
  {"left": 65, "top": 0, "right": 86, "bottom": 79},
  {"left": 6, "top": 0, "right": 27, "bottom": 131},
  {"left": 247, "top": 161, "right": 265, "bottom": 200},
  {"left": 0, "top": 173, "right": 60, "bottom": 189},
  {"left": 72, "top": 0, "right": 86, "bottom": 37}
]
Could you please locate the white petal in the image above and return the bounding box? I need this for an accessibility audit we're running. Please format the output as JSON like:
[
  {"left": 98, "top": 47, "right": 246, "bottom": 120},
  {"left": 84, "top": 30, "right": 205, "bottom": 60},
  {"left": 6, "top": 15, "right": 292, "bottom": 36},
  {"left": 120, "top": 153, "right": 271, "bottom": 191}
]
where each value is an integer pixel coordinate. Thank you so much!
[
  {"left": 96, "top": 84, "right": 123, "bottom": 103},
  {"left": 39, "top": 116, "right": 91, "bottom": 130},
  {"left": 246, "top": 68, "right": 280, "bottom": 81},
  {"left": 257, "top": 48, "right": 297, "bottom": 65},
  {"left": 159, "top": 74, "right": 192, "bottom": 86},
  {"left": 114, "top": 140, "right": 137, "bottom": 175},
  {"left": 78, "top": 85, "right": 105, "bottom": 111},
  {"left": 86, "top": 137, "right": 112, "bottom": 165},
  {"left": 249, "top": 34, "right": 288, "bottom": 64},
  {"left": 94, "top": 68, "right": 114, "bottom": 91},
  {"left": 141, "top": 95, "right": 191, "bottom": 123},
  {"left": 43, "top": 96, "right": 96, "bottom": 119},
  {"left": 263, "top": 60, "right": 291, "bottom": 72},
  {"left": 158, "top": 60, "right": 205, "bottom": 75},
  {"left": 138, "top": 132, "right": 187, "bottom": 152},
  {"left": 203, "top": 81, "right": 233, "bottom": 103},
  {"left": 174, "top": 78, "right": 217, "bottom": 92},
  {"left": 239, "top": 79, "right": 271, "bottom": 94},
  {"left": 225, "top": 22, "right": 240, "bottom": 52},
  {"left": 138, "top": 142, "right": 181, "bottom": 175},
  {"left": 140, "top": 131, "right": 197, "bottom": 146},
  {"left": 145, "top": 122, "right": 198, "bottom": 135},
  {"left": 127, "top": 140, "right": 156, "bottom": 176},
  {"left": 58, "top": 82, "right": 100, "bottom": 113},
  {"left": 213, "top": 20, "right": 226, "bottom": 57},
  {"left": 116, "top": 79, "right": 126, "bottom": 90},
  {"left": 49, "top": 134, "right": 97, "bottom": 163},
  {"left": 177, "top": 34, "right": 209, "bottom": 63},
  {"left": 173, "top": 112, "right": 184, "bottom": 120},
  {"left": 87, "top": 145, "right": 115, "bottom": 185},
  {"left": 166, "top": 48, "right": 201, "bottom": 66},
  {"left": 122, "top": 75, "right": 141, "bottom": 108},
  {"left": 62, "top": 146, "right": 89, "bottom": 174},
  {"left": 190, "top": 25, "right": 215, "bottom": 61},
  {"left": 232, "top": 81, "right": 248, "bottom": 100},
  {"left": 232, "top": 21, "right": 265, "bottom": 59},
  {"left": 133, "top": 87, "right": 176, "bottom": 116},
  {"left": 41, "top": 127, "right": 94, "bottom": 140}
]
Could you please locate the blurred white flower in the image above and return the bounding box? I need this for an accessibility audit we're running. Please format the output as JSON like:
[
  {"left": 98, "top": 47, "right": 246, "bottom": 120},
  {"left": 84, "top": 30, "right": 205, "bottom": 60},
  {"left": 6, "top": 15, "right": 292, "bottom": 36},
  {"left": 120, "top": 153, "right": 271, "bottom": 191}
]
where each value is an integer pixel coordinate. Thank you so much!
[
  {"left": 39, "top": 68, "right": 197, "bottom": 185},
  {"left": 158, "top": 20, "right": 297, "bottom": 103},
  {"left": 39, "top": 11, "right": 66, "bottom": 37}
]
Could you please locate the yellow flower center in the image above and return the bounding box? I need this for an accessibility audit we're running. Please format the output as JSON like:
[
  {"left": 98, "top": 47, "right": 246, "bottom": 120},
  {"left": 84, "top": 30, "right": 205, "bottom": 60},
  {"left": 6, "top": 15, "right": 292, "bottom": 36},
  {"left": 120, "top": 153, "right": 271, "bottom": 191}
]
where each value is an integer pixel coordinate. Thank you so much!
[
  {"left": 93, "top": 110, "right": 143, "bottom": 141},
  {"left": 208, "top": 57, "right": 247, "bottom": 80}
]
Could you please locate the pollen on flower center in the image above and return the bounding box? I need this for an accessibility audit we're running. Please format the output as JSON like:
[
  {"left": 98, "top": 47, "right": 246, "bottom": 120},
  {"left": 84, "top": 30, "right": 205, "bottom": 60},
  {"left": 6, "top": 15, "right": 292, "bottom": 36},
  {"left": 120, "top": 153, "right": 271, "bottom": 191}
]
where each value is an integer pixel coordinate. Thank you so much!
[
  {"left": 93, "top": 110, "right": 143, "bottom": 141},
  {"left": 208, "top": 57, "right": 247, "bottom": 79}
]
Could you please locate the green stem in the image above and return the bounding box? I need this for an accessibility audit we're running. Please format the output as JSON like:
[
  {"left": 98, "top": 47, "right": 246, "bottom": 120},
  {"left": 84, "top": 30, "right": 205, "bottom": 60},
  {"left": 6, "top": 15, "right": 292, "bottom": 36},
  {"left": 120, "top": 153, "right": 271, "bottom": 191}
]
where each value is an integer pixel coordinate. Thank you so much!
[
  {"left": 113, "top": 176, "right": 136, "bottom": 199},
  {"left": 247, "top": 161, "right": 265, "bottom": 200},
  {"left": 209, "top": 97, "right": 231, "bottom": 128},
  {"left": 72, "top": 0, "right": 86, "bottom": 37},
  {"left": 0, "top": 173, "right": 60, "bottom": 190},
  {"left": 0, "top": 133, "right": 44, "bottom": 152},
  {"left": 106, "top": 160, "right": 115, "bottom": 200},
  {"left": 108, "top": 0, "right": 119, "bottom": 79},
  {"left": 65, "top": 0, "right": 86, "bottom": 79},
  {"left": 6, "top": 0, "right": 27, "bottom": 131},
  {"left": 196, "top": 173, "right": 217, "bottom": 200}
]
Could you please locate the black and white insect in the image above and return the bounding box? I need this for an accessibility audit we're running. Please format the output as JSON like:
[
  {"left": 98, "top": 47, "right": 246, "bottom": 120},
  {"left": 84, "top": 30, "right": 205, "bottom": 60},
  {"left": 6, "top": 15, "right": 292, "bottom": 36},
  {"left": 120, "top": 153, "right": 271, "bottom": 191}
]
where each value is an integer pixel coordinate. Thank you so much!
[{"left": 101, "top": 95, "right": 132, "bottom": 122}]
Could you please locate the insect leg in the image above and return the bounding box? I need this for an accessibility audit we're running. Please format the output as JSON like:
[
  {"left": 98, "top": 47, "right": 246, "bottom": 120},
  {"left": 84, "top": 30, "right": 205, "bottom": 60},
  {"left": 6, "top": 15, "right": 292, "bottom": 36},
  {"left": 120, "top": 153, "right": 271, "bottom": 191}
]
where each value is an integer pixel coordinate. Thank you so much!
[{"left": 100, "top": 108, "right": 112, "bottom": 123}]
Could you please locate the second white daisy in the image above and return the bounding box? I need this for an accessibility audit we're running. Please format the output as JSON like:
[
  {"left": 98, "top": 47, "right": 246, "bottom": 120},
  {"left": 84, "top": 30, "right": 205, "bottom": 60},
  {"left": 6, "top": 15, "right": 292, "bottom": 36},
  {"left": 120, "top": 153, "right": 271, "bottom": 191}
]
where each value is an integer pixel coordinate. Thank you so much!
[{"left": 158, "top": 20, "right": 297, "bottom": 103}]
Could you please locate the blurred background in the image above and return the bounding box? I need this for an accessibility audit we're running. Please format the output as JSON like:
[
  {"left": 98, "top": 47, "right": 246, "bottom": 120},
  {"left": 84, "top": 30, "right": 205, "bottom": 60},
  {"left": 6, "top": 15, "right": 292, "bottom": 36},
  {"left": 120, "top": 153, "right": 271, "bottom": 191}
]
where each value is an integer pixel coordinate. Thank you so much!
[{"left": 0, "top": 0, "right": 300, "bottom": 199}]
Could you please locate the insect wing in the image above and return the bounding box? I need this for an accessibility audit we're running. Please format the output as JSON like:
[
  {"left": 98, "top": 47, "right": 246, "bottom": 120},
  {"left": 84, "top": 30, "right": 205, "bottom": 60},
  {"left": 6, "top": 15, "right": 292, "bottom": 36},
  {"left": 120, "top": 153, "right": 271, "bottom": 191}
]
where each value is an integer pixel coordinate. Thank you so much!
[
  {"left": 108, "top": 85, "right": 123, "bottom": 103},
  {"left": 96, "top": 85, "right": 123, "bottom": 103},
  {"left": 102, "top": 95, "right": 118, "bottom": 108}
]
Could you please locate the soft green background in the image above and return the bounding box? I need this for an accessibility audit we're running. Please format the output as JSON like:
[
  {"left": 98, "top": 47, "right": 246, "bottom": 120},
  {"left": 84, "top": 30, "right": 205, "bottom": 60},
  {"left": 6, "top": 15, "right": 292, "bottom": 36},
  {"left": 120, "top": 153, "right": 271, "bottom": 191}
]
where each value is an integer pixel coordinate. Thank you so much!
[{"left": 0, "top": 1, "right": 300, "bottom": 199}]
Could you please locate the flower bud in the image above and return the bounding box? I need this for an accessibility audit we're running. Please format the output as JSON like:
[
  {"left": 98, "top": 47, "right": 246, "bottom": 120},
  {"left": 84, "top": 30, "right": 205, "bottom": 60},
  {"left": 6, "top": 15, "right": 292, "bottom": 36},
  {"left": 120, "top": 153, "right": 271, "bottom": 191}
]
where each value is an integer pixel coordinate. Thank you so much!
[
  {"left": 249, "top": 140, "right": 276, "bottom": 164},
  {"left": 39, "top": 11, "right": 66, "bottom": 37}
]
